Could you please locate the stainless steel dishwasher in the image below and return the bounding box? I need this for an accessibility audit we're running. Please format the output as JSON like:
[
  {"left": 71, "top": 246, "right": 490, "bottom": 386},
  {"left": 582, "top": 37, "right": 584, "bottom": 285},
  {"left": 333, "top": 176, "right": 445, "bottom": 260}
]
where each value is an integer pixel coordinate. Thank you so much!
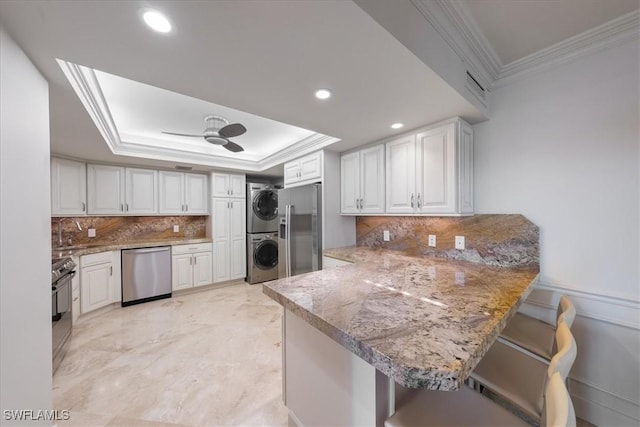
[{"left": 121, "top": 246, "right": 172, "bottom": 306}]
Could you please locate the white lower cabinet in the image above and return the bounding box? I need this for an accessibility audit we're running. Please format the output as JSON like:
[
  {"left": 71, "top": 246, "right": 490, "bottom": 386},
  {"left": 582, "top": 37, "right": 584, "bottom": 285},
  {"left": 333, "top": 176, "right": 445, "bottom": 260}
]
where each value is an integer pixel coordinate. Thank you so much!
[
  {"left": 80, "top": 251, "right": 120, "bottom": 314},
  {"left": 171, "top": 243, "right": 213, "bottom": 291},
  {"left": 71, "top": 256, "right": 80, "bottom": 323},
  {"left": 211, "top": 198, "right": 246, "bottom": 283}
]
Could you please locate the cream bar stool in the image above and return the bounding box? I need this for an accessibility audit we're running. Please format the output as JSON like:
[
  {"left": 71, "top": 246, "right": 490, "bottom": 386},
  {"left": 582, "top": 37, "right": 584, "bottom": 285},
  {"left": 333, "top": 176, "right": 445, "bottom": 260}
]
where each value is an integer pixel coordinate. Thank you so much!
[
  {"left": 500, "top": 294, "right": 576, "bottom": 360},
  {"left": 470, "top": 321, "right": 577, "bottom": 423},
  {"left": 384, "top": 371, "right": 575, "bottom": 427}
]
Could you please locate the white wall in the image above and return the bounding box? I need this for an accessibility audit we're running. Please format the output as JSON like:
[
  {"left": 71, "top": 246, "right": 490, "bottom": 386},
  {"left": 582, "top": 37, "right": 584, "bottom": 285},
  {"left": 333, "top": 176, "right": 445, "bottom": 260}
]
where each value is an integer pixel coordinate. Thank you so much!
[
  {"left": 0, "top": 27, "right": 52, "bottom": 424},
  {"left": 474, "top": 39, "right": 639, "bottom": 425}
]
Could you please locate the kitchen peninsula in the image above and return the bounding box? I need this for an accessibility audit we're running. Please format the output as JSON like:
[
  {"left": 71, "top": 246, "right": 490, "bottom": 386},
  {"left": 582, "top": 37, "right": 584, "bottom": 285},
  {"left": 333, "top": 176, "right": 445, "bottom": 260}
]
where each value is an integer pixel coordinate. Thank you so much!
[{"left": 262, "top": 214, "right": 540, "bottom": 427}]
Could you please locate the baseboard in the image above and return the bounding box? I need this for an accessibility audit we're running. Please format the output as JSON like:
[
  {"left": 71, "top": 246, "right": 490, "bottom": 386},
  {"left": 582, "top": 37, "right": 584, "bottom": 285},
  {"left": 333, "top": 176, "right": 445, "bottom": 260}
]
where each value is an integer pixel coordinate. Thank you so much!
[
  {"left": 519, "top": 282, "right": 640, "bottom": 425},
  {"left": 570, "top": 377, "right": 640, "bottom": 426}
]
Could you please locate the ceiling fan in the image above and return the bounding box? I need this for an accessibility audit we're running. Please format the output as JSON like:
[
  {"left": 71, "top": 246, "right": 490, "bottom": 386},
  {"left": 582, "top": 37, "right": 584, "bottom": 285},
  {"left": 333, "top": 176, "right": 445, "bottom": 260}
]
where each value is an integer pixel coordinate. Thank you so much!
[{"left": 162, "top": 115, "right": 246, "bottom": 152}]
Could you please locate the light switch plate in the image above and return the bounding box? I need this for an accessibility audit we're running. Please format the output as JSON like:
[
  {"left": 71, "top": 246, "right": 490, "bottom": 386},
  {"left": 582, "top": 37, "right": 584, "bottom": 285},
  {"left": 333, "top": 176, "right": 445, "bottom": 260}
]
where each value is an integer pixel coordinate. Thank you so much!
[
  {"left": 88, "top": 228, "right": 96, "bottom": 238},
  {"left": 428, "top": 234, "right": 436, "bottom": 247},
  {"left": 173, "top": 225, "right": 180, "bottom": 233},
  {"left": 383, "top": 230, "right": 390, "bottom": 241},
  {"left": 455, "top": 236, "right": 465, "bottom": 250}
]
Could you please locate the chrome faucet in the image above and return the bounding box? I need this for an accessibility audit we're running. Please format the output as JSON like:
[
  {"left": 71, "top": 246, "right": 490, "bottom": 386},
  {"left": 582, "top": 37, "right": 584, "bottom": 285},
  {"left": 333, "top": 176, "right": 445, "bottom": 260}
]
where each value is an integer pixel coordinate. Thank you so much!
[
  {"left": 57, "top": 219, "right": 64, "bottom": 248},
  {"left": 57, "top": 219, "right": 83, "bottom": 247}
]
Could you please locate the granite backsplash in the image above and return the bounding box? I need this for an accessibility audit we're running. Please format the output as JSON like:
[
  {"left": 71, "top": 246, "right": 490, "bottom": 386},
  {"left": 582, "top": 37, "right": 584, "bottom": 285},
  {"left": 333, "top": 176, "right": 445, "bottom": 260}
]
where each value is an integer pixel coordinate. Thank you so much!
[
  {"left": 356, "top": 214, "right": 539, "bottom": 268},
  {"left": 51, "top": 216, "right": 206, "bottom": 247}
]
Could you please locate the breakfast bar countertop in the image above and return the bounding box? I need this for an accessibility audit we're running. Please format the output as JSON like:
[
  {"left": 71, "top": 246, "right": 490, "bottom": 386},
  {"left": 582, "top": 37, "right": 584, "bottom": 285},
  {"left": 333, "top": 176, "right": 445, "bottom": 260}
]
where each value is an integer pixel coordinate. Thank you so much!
[{"left": 263, "top": 246, "right": 539, "bottom": 391}]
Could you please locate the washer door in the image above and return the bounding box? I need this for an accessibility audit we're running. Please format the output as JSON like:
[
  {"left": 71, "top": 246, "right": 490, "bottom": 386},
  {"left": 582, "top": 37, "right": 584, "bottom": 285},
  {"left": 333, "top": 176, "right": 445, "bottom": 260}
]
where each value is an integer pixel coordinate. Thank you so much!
[
  {"left": 254, "top": 240, "right": 278, "bottom": 270},
  {"left": 252, "top": 190, "right": 278, "bottom": 221}
]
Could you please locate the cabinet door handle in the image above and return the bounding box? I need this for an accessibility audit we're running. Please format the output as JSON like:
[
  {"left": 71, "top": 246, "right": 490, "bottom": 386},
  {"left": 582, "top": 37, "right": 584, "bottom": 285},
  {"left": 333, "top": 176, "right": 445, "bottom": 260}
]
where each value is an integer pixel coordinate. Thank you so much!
[
  {"left": 194, "top": 256, "right": 197, "bottom": 265},
  {"left": 417, "top": 193, "right": 421, "bottom": 208},
  {"left": 410, "top": 193, "right": 415, "bottom": 208},
  {"left": 109, "top": 266, "right": 113, "bottom": 276},
  {"left": 125, "top": 203, "right": 129, "bottom": 212},
  {"left": 185, "top": 204, "right": 188, "bottom": 212},
  {"left": 82, "top": 202, "right": 86, "bottom": 212},
  {"left": 120, "top": 204, "right": 124, "bottom": 212},
  {"left": 230, "top": 188, "right": 233, "bottom": 195}
]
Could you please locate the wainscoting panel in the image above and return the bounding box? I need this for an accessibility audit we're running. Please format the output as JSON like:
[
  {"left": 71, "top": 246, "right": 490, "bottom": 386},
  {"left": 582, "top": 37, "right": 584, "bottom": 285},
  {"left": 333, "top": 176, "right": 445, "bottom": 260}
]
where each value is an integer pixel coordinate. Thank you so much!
[{"left": 518, "top": 282, "right": 640, "bottom": 426}]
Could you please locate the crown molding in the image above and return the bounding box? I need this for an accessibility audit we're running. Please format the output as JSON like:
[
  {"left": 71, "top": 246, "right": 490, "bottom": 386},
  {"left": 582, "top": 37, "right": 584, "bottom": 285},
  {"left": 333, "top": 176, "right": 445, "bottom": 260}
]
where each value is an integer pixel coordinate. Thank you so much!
[
  {"left": 56, "top": 59, "right": 121, "bottom": 150},
  {"left": 494, "top": 9, "right": 640, "bottom": 88},
  {"left": 411, "top": 0, "right": 494, "bottom": 89},
  {"left": 57, "top": 60, "right": 339, "bottom": 172},
  {"left": 412, "top": 3, "right": 640, "bottom": 90}
]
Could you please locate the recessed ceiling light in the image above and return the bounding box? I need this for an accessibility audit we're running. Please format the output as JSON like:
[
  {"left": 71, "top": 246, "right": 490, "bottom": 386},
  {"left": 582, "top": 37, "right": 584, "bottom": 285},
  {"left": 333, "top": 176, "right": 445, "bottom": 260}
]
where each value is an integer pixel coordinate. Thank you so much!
[
  {"left": 314, "top": 89, "right": 332, "bottom": 100},
  {"left": 391, "top": 123, "right": 404, "bottom": 129},
  {"left": 142, "top": 9, "right": 172, "bottom": 33}
]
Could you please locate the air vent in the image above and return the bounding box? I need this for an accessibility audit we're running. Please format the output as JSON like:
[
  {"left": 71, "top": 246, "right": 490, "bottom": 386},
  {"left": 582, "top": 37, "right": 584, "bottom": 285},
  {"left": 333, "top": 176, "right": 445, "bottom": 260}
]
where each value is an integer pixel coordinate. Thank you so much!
[
  {"left": 465, "top": 71, "right": 486, "bottom": 101},
  {"left": 175, "top": 165, "right": 192, "bottom": 171}
]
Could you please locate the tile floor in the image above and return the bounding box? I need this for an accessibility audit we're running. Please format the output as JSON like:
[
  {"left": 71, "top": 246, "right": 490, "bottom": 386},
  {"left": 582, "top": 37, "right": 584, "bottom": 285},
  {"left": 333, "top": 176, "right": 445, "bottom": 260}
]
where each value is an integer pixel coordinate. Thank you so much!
[{"left": 53, "top": 283, "right": 288, "bottom": 427}]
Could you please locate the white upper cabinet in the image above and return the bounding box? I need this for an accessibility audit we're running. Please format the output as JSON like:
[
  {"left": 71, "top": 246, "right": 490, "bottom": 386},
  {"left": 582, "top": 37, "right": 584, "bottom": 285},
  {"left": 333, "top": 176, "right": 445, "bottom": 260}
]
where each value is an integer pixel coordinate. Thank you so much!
[
  {"left": 125, "top": 168, "right": 158, "bottom": 215},
  {"left": 184, "top": 173, "right": 208, "bottom": 213},
  {"left": 51, "top": 157, "right": 87, "bottom": 216},
  {"left": 385, "top": 135, "right": 416, "bottom": 214},
  {"left": 211, "top": 172, "right": 245, "bottom": 199},
  {"left": 284, "top": 151, "right": 322, "bottom": 188},
  {"left": 341, "top": 145, "right": 384, "bottom": 214},
  {"left": 159, "top": 171, "right": 209, "bottom": 215},
  {"left": 385, "top": 118, "right": 474, "bottom": 215},
  {"left": 87, "top": 165, "right": 126, "bottom": 215},
  {"left": 88, "top": 165, "right": 160, "bottom": 215},
  {"left": 159, "top": 171, "right": 184, "bottom": 214}
]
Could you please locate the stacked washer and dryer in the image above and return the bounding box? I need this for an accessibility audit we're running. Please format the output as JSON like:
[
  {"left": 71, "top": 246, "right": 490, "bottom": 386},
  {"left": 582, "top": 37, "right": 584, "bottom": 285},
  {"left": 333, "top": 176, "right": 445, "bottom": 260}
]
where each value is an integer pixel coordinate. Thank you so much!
[{"left": 246, "top": 183, "right": 279, "bottom": 284}]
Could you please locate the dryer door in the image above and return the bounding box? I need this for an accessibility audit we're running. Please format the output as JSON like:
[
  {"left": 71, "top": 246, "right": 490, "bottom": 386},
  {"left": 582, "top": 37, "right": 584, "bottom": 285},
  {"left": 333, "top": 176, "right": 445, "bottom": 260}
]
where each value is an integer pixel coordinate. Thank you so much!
[
  {"left": 254, "top": 240, "right": 279, "bottom": 270},
  {"left": 253, "top": 190, "right": 278, "bottom": 221}
]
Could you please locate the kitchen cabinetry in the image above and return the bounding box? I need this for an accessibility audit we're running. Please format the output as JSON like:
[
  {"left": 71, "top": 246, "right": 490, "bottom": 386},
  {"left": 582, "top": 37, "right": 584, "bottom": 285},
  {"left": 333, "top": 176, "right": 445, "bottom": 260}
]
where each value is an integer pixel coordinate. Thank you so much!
[
  {"left": 211, "top": 172, "right": 245, "bottom": 198},
  {"left": 51, "top": 157, "right": 87, "bottom": 216},
  {"left": 171, "top": 243, "right": 213, "bottom": 291},
  {"left": 340, "top": 145, "right": 384, "bottom": 214},
  {"left": 211, "top": 198, "right": 246, "bottom": 283},
  {"left": 386, "top": 118, "right": 473, "bottom": 215},
  {"left": 87, "top": 165, "right": 158, "bottom": 215},
  {"left": 71, "top": 256, "right": 80, "bottom": 323},
  {"left": 159, "top": 171, "right": 208, "bottom": 215},
  {"left": 80, "top": 251, "right": 120, "bottom": 314},
  {"left": 284, "top": 151, "right": 322, "bottom": 188}
]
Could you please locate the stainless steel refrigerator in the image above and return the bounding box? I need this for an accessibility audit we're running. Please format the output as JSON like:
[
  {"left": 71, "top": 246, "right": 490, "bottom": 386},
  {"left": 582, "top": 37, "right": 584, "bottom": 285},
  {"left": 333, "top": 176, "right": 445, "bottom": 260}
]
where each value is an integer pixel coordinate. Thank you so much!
[{"left": 278, "top": 183, "right": 322, "bottom": 278}]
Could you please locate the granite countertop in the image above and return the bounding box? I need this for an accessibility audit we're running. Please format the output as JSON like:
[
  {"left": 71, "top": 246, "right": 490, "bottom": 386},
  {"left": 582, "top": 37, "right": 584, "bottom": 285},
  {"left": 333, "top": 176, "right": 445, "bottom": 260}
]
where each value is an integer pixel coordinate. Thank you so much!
[
  {"left": 262, "top": 246, "right": 539, "bottom": 391},
  {"left": 52, "top": 238, "right": 213, "bottom": 258}
]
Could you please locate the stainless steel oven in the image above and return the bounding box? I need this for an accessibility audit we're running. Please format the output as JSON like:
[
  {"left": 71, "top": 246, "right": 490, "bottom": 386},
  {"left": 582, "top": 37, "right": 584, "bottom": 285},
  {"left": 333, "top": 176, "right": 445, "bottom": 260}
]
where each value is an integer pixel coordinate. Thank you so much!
[{"left": 52, "top": 257, "right": 76, "bottom": 373}]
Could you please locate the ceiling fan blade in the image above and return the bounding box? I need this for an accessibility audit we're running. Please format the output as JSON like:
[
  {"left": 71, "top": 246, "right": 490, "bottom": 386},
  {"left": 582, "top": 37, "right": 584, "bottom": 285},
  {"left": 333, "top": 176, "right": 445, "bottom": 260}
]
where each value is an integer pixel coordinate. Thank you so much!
[
  {"left": 161, "top": 131, "right": 202, "bottom": 137},
  {"left": 223, "top": 140, "right": 244, "bottom": 153},
  {"left": 218, "top": 123, "right": 246, "bottom": 138}
]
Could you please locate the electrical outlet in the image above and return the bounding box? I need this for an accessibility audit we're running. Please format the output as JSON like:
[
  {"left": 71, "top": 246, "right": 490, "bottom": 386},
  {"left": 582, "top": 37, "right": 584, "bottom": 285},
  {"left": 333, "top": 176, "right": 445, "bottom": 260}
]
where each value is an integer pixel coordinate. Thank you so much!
[
  {"left": 383, "top": 230, "right": 390, "bottom": 241},
  {"left": 455, "top": 271, "right": 465, "bottom": 285},
  {"left": 428, "top": 234, "right": 436, "bottom": 247},
  {"left": 455, "top": 236, "right": 465, "bottom": 250},
  {"left": 88, "top": 228, "right": 96, "bottom": 238},
  {"left": 173, "top": 225, "right": 180, "bottom": 233}
]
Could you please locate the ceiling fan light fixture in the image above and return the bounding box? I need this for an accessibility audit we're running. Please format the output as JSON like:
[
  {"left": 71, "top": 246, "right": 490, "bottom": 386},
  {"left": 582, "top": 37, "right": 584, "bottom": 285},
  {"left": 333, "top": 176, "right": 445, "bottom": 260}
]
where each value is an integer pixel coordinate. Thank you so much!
[
  {"left": 314, "top": 88, "right": 332, "bottom": 100},
  {"left": 141, "top": 9, "right": 172, "bottom": 33},
  {"left": 205, "top": 135, "right": 228, "bottom": 145}
]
